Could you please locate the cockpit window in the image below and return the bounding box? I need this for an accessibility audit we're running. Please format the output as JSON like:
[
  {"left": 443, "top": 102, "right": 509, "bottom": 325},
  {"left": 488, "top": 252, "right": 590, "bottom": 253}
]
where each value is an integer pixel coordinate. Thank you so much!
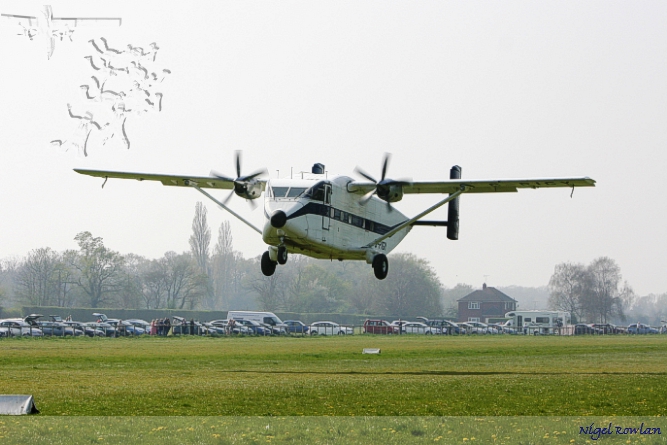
[
  {"left": 305, "top": 181, "right": 327, "bottom": 201},
  {"left": 286, "top": 187, "right": 306, "bottom": 198},
  {"left": 272, "top": 187, "right": 289, "bottom": 198}
]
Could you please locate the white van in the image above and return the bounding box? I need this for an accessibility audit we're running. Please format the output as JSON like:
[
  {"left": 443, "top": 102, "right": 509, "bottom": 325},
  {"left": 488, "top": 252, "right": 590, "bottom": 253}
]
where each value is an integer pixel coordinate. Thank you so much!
[{"left": 227, "top": 311, "right": 287, "bottom": 334}]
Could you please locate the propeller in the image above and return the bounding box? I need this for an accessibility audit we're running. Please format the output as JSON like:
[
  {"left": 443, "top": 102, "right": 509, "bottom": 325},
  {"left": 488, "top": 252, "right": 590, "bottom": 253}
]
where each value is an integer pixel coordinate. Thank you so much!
[
  {"left": 354, "top": 153, "right": 411, "bottom": 211},
  {"left": 210, "top": 151, "right": 267, "bottom": 209}
]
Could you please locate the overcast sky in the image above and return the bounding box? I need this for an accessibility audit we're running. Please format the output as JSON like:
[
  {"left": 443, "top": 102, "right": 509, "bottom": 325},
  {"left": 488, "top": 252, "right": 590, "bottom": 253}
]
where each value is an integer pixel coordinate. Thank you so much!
[{"left": 1, "top": 1, "right": 666, "bottom": 296}]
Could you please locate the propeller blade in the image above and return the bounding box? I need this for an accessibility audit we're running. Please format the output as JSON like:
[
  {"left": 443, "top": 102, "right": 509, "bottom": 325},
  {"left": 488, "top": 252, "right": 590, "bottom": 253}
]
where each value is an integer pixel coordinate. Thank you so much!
[
  {"left": 247, "top": 198, "right": 258, "bottom": 211},
  {"left": 235, "top": 150, "right": 241, "bottom": 178},
  {"left": 381, "top": 153, "right": 391, "bottom": 181},
  {"left": 359, "top": 189, "right": 376, "bottom": 206},
  {"left": 210, "top": 170, "right": 235, "bottom": 182},
  {"left": 221, "top": 189, "right": 235, "bottom": 205},
  {"left": 354, "top": 166, "right": 377, "bottom": 184},
  {"left": 240, "top": 168, "right": 268, "bottom": 182}
]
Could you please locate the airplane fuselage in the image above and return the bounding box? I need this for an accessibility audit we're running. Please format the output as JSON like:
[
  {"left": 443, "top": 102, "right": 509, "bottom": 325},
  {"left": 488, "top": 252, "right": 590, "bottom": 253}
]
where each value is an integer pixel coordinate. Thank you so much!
[{"left": 262, "top": 174, "right": 411, "bottom": 262}]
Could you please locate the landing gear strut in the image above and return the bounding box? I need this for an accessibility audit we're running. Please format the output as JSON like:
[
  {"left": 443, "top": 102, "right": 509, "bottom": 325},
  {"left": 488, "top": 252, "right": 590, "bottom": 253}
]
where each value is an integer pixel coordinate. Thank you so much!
[
  {"left": 277, "top": 246, "right": 288, "bottom": 265},
  {"left": 261, "top": 251, "right": 277, "bottom": 276},
  {"left": 372, "top": 254, "right": 388, "bottom": 280}
]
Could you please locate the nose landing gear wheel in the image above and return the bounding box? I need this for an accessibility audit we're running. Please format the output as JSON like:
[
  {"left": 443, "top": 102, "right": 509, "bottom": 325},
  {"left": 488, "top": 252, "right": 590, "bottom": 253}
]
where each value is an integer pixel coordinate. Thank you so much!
[
  {"left": 372, "top": 254, "right": 388, "bottom": 280},
  {"left": 261, "top": 251, "right": 277, "bottom": 276},
  {"left": 277, "top": 246, "right": 288, "bottom": 265}
]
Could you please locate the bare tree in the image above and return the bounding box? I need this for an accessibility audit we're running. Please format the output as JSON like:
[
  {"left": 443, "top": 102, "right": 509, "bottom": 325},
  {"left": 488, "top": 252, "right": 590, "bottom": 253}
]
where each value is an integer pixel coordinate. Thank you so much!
[
  {"left": 548, "top": 262, "right": 587, "bottom": 322},
  {"left": 582, "top": 257, "right": 624, "bottom": 323},
  {"left": 246, "top": 256, "right": 284, "bottom": 311},
  {"left": 189, "top": 202, "right": 213, "bottom": 306},
  {"left": 211, "top": 221, "right": 234, "bottom": 309},
  {"left": 14, "top": 247, "right": 59, "bottom": 306},
  {"left": 189, "top": 202, "right": 211, "bottom": 274},
  {"left": 159, "top": 251, "right": 206, "bottom": 310}
]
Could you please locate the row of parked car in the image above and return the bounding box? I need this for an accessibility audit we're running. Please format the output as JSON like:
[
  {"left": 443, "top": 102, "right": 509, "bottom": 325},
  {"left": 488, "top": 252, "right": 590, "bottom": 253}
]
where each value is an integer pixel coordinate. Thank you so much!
[{"left": 2, "top": 312, "right": 666, "bottom": 338}]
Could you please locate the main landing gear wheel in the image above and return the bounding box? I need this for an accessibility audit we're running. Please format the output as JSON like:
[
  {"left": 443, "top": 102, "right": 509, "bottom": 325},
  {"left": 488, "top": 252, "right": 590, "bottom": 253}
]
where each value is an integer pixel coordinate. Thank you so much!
[
  {"left": 277, "top": 246, "right": 288, "bottom": 265},
  {"left": 372, "top": 254, "right": 388, "bottom": 280},
  {"left": 261, "top": 251, "right": 277, "bottom": 276}
]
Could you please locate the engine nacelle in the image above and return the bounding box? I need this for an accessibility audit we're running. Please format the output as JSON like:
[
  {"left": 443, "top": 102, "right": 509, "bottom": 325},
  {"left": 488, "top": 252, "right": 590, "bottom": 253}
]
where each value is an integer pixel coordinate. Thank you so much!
[
  {"left": 234, "top": 180, "right": 263, "bottom": 200},
  {"left": 447, "top": 165, "right": 461, "bottom": 240},
  {"left": 377, "top": 183, "right": 404, "bottom": 203}
]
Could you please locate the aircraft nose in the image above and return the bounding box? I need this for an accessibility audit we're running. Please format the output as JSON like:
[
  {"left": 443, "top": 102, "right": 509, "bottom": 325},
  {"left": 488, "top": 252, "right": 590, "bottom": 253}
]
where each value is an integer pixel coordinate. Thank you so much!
[{"left": 270, "top": 210, "right": 287, "bottom": 228}]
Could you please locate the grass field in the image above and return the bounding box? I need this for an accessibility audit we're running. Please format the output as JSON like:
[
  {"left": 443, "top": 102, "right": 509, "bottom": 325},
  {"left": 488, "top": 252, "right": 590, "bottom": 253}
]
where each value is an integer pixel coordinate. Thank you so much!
[{"left": 1, "top": 334, "right": 666, "bottom": 417}]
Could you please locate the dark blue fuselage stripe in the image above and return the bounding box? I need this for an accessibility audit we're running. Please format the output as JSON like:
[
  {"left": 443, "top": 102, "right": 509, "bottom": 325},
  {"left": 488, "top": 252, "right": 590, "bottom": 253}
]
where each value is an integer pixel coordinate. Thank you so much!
[{"left": 284, "top": 202, "right": 399, "bottom": 235}]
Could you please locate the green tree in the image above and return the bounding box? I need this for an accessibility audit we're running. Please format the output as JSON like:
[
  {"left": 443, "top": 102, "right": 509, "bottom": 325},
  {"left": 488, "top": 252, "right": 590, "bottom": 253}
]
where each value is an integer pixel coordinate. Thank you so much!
[
  {"left": 377, "top": 253, "right": 443, "bottom": 317},
  {"left": 70, "top": 231, "right": 123, "bottom": 308}
]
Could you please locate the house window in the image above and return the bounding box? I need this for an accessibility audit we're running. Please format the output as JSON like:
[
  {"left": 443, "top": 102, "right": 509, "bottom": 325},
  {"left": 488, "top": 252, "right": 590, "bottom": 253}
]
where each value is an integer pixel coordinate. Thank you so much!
[
  {"left": 468, "top": 317, "right": 480, "bottom": 322},
  {"left": 505, "top": 302, "right": 514, "bottom": 310},
  {"left": 468, "top": 302, "right": 480, "bottom": 310}
]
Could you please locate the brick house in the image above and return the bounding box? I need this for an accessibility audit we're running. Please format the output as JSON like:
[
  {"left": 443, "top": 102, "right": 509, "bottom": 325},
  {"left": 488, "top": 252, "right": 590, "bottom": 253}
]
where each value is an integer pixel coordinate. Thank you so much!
[{"left": 457, "top": 283, "right": 517, "bottom": 323}]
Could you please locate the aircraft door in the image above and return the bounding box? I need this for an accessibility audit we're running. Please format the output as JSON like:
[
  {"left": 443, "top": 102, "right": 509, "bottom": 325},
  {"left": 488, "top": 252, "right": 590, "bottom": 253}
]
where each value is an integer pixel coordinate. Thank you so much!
[{"left": 321, "top": 185, "right": 331, "bottom": 238}]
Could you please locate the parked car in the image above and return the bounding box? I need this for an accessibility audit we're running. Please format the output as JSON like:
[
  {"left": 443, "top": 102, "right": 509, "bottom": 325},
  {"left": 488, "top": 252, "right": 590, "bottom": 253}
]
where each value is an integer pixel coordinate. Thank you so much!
[
  {"left": 125, "top": 319, "right": 152, "bottom": 331},
  {"left": 390, "top": 320, "right": 409, "bottom": 332},
  {"left": 310, "top": 321, "right": 353, "bottom": 335},
  {"left": 402, "top": 322, "right": 440, "bottom": 335},
  {"left": 627, "top": 323, "right": 659, "bottom": 334},
  {"left": 591, "top": 323, "right": 622, "bottom": 334},
  {"left": 492, "top": 322, "right": 517, "bottom": 334},
  {"left": 284, "top": 320, "right": 310, "bottom": 334},
  {"left": 85, "top": 321, "right": 118, "bottom": 337},
  {"left": 208, "top": 319, "right": 252, "bottom": 335},
  {"left": 458, "top": 322, "right": 488, "bottom": 334},
  {"left": 0, "top": 320, "right": 43, "bottom": 337},
  {"left": 363, "top": 319, "right": 398, "bottom": 334},
  {"left": 105, "top": 319, "right": 146, "bottom": 336},
  {"left": 64, "top": 321, "right": 105, "bottom": 337},
  {"left": 416, "top": 317, "right": 461, "bottom": 334},
  {"left": 234, "top": 319, "right": 272, "bottom": 335},
  {"left": 199, "top": 322, "right": 226, "bottom": 335},
  {"left": 574, "top": 324, "right": 604, "bottom": 335}
]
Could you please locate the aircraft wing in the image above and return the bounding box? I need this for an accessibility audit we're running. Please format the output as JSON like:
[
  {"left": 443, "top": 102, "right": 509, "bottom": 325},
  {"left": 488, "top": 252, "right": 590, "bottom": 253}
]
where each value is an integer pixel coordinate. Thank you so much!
[
  {"left": 403, "top": 177, "right": 596, "bottom": 194},
  {"left": 348, "top": 177, "right": 595, "bottom": 195},
  {"left": 1, "top": 13, "right": 38, "bottom": 27},
  {"left": 52, "top": 17, "right": 122, "bottom": 27},
  {"left": 74, "top": 169, "right": 247, "bottom": 190}
]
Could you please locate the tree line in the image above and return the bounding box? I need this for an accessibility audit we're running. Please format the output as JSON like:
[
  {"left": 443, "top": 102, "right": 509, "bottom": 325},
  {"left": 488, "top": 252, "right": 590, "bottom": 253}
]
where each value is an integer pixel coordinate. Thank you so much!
[
  {"left": 546, "top": 257, "right": 654, "bottom": 324},
  {"left": 0, "top": 202, "right": 444, "bottom": 317}
]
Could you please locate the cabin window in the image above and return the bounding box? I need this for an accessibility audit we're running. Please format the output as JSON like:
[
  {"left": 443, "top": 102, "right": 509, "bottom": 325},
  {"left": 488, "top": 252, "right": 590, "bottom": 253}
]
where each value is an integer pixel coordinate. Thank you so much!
[
  {"left": 272, "top": 187, "right": 289, "bottom": 198},
  {"left": 330, "top": 208, "right": 335, "bottom": 218},
  {"left": 333, "top": 209, "right": 341, "bottom": 220},
  {"left": 287, "top": 187, "right": 306, "bottom": 198},
  {"left": 351, "top": 215, "right": 363, "bottom": 227},
  {"left": 305, "top": 181, "right": 328, "bottom": 201},
  {"left": 365, "top": 220, "right": 374, "bottom": 231},
  {"left": 468, "top": 302, "right": 480, "bottom": 309}
]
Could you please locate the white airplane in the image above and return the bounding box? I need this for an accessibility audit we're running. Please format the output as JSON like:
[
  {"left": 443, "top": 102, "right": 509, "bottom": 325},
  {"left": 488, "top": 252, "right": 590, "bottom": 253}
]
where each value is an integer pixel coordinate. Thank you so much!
[
  {"left": 1, "top": 5, "right": 122, "bottom": 59},
  {"left": 75, "top": 153, "right": 595, "bottom": 280}
]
